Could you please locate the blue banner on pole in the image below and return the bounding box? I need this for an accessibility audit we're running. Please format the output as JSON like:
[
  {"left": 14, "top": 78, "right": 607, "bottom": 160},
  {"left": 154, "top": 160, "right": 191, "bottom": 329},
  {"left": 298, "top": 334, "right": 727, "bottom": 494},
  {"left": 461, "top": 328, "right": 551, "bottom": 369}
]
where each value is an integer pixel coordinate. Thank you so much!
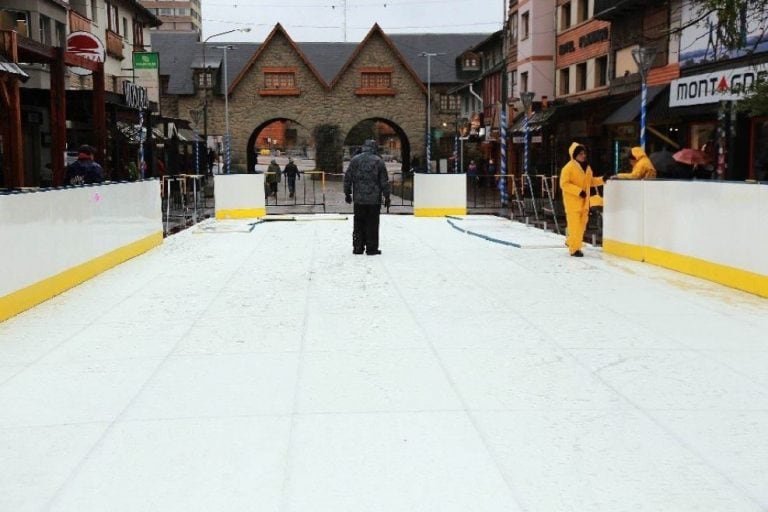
[
  {"left": 138, "top": 109, "right": 145, "bottom": 179},
  {"left": 499, "top": 109, "right": 508, "bottom": 206}
]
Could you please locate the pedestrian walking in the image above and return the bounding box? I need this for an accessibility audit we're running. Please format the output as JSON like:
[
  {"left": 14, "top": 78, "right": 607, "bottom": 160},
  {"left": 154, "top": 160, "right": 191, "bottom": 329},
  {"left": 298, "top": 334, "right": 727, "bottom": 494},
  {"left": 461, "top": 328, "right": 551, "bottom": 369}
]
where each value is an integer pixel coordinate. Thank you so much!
[
  {"left": 266, "top": 159, "right": 281, "bottom": 197},
  {"left": 559, "top": 143, "right": 607, "bottom": 257},
  {"left": 66, "top": 145, "right": 104, "bottom": 186},
  {"left": 343, "top": 139, "right": 391, "bottom": 255},
  {"left": 283, "top": 157, "right": 300, "bottom": 198}
]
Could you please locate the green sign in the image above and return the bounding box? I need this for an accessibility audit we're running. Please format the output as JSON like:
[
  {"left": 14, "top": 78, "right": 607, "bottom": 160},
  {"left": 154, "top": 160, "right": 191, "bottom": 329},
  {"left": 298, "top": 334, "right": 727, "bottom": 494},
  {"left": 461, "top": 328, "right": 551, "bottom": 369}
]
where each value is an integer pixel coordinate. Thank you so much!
[{"left": 133, "top": 52, "right": 158, "bottom": 70}]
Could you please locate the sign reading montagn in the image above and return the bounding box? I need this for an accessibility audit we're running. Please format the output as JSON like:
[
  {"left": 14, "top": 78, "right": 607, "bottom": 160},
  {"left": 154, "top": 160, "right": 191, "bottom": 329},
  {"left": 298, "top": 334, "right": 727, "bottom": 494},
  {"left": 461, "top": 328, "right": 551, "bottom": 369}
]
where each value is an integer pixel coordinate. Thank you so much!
[
  {"left": 670, "top": 64, "right": 768, "bottom": 107},
  {"left": 123, "top": 81, "right": 149, "bottom": 110},
  {"left": 66, "top": 31, "right": 105, "bottom": 76}
]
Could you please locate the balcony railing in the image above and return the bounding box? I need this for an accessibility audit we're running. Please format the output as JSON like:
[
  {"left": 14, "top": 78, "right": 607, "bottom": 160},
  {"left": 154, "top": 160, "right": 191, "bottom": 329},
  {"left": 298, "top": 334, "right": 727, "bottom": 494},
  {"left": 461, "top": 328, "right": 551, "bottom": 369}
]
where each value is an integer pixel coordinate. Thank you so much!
[
  {"left": 69, "top": 11, "right": 91, "bottom": 33},
  {"left": 106, "top": 30, "right": 123, "bottom": 59}
]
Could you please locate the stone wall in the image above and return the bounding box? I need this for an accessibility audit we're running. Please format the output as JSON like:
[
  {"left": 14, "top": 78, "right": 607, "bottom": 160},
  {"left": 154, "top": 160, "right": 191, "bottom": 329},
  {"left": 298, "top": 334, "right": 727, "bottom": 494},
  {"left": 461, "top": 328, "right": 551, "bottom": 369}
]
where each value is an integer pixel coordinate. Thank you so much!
[{"left": 168, "top": 29, "right": 427, "bottom": 173}]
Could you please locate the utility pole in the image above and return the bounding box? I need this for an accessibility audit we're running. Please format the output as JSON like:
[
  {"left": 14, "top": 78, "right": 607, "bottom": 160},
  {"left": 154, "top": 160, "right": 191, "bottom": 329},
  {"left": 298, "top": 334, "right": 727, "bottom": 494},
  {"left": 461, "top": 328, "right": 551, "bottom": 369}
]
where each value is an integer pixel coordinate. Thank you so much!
[{"left": 419, "top": 52, "right": 445, "bottom": 172}]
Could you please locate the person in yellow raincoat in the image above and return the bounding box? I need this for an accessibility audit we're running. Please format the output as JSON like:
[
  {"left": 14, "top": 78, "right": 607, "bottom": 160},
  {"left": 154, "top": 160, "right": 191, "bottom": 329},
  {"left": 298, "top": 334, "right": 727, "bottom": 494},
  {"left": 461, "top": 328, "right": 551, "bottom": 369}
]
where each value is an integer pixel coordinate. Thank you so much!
[
  {"left": 614, "top": 146, "right": 656, "bottom": 180},
  {"left": 559, "top": 143, "right": 607, "bottom": 257}
]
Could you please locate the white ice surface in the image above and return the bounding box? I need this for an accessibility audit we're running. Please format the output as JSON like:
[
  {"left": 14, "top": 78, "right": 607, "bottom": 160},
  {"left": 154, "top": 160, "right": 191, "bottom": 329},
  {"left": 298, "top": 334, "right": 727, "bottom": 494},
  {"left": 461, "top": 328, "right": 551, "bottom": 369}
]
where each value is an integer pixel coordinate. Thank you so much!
[{"left": 1, "top": 215, "right": 767, "bottom": 511}]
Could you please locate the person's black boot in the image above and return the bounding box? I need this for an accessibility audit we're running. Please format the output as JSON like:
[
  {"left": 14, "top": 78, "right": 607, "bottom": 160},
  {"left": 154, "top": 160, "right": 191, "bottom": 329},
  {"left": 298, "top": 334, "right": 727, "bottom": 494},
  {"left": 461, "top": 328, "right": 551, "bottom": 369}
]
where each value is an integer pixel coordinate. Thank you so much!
[
  {"left": 366, "top": 249, "right": 381, "bottom": 255},
  {"left": 571, "top": 250, "right": 584, "bottom": 257}
]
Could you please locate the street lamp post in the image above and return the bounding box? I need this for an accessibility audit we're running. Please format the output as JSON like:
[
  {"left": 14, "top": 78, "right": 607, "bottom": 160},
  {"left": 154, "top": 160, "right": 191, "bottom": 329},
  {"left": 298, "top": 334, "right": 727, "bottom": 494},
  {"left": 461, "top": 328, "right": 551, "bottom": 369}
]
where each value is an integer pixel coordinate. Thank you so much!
[
  {"left": 632, "top": 46, "right": 658, "bottom": 152},
  {"left": 419, "top": 52, "right": 444, "bottom": 172},
  {"left": 215, "top": 44, "right": 235, "bottom": 174},
  {"left": 202, "top": 28, "right": 250, "bottom": 167}
]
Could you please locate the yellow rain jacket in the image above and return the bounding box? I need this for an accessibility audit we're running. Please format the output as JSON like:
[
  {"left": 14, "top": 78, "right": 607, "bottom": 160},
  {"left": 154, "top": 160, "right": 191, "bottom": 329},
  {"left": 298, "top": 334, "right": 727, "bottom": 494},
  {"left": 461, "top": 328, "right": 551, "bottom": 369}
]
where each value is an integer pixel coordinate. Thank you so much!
[
  {"left": 616, "top": 147, "right": 656, "bottom": 180},
  {"left": 559, "top": 142, "right": 605, "bottom": 213}
]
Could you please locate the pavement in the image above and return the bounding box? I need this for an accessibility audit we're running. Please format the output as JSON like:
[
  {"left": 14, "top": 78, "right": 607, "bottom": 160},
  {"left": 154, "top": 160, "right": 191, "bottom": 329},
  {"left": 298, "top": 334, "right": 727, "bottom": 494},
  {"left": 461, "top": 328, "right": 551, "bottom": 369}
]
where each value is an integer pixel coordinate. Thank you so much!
[{"left": 2, "top": 215, "right": 767, "bottom": 511}]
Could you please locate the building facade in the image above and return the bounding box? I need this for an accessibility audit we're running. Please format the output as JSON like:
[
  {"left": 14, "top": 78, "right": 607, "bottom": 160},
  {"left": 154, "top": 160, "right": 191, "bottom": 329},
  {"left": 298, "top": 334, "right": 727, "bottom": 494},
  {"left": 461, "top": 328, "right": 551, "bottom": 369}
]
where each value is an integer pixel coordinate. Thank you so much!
[
  {"left": 153, "top": 25, "right": 488, "bottom": 174},
  {"left": 0, "top": 0, "right": 161, "bottom": 187},
  {"left": 140, "top": 0, "right": 201, "bottom": 37}
]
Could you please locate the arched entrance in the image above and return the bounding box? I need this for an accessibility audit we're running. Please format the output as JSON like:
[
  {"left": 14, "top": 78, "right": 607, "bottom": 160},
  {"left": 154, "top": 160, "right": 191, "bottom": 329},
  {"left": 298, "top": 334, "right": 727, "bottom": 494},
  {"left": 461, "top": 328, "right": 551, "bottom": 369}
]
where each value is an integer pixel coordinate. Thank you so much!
[
  {"left": 246, "top": 117, "right": 311, "bottom": 173},
  {"left": 343, "top": 118, "right": 411, "bottom": 174}
]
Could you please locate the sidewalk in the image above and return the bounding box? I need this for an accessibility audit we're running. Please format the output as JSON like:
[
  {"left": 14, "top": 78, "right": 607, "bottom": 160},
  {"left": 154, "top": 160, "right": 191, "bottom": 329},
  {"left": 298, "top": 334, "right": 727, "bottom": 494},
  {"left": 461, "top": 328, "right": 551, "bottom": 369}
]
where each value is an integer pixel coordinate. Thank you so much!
[{"left": 1, "top": 216, "right": 766, "bottom": 511}]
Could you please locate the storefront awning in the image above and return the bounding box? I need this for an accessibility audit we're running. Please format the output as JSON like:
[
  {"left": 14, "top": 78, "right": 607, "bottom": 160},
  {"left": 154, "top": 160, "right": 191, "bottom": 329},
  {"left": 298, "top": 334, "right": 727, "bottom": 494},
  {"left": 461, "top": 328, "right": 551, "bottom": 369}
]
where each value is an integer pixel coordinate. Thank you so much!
[
  {"left": 603, "top": 85, "right": 666, "bottom": 125},
  {"left": 510, "top": 108, "right": 558, "bottom": 134},
  {"left": 0, "top": 55, "right": 29, "bottom": 82},
  {"left": 176, "top": 128, "right": 202, "bottom": 142},
  {"left": 116, "top": 121, "right": 165, "bottom": 143}
]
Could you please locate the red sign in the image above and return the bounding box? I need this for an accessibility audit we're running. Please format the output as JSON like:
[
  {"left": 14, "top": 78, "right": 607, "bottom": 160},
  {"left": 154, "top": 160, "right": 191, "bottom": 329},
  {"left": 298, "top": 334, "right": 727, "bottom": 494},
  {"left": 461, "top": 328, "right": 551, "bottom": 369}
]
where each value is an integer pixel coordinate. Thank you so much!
[{"left": 66, "top": 31, "right": 105, "bottom": 76}]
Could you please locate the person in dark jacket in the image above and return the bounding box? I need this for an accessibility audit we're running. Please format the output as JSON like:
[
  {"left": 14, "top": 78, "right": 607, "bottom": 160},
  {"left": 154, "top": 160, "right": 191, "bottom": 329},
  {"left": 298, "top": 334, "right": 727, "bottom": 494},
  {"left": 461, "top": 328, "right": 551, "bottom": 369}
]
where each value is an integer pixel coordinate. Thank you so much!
[
  {"left": 66, "top": 145, "right": 104, "bottom": 185},
  {"left": 344, "top": 139, "right": 391, "bottom": 255},
  {"left": 266, "top": 159, "right": 281, "bottom": 197},
  {"left": 283, "top": 157, "right": 301, "bottom": 198}
]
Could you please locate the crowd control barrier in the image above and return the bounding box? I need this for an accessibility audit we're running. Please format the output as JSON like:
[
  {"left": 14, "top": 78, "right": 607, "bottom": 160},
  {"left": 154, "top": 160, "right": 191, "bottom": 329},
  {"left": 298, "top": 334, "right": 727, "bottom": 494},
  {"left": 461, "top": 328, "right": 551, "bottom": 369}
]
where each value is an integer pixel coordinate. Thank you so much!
[
  {"left": 603, "top": 180, "right": 768, "bottom": 298},
  {"left": 214, "top": 174, "right": 266, "bottom": 219},
  {"left": 413, "top": 173, "right": 467, "bottom": 217},
  {"left": 0, "top": 181, "right": 163, "bottom": 322}
]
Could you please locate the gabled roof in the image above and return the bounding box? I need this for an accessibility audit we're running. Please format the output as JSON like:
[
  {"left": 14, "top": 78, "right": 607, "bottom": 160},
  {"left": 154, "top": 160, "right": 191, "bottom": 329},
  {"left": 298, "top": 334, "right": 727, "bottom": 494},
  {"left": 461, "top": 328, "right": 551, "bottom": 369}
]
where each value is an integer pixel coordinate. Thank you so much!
[
  {"left": 228, "top": 23, "right": 330, "bottom": 94},
  {"left": 153, "top": 31, "right": 200, "bottom": 95},
  {"left": 298, "top": 42, "right": 357, "bottom": 84},
  {"left": 389, "top": 33, "right": 489, "bottom": 84},
  {"left": 151, "top": 27, "right": 491, "bottom": 96},
  {"left": 329, "top": 24, "right": 426, "bottom": 94}
]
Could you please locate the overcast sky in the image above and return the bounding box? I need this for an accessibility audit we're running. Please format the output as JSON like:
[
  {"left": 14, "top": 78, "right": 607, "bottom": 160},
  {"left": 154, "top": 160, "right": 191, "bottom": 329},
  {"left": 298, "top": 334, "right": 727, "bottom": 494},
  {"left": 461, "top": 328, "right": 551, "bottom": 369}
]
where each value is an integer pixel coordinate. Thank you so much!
[{"left": 201, "top": 0, "right": 506, "bottom": 42}]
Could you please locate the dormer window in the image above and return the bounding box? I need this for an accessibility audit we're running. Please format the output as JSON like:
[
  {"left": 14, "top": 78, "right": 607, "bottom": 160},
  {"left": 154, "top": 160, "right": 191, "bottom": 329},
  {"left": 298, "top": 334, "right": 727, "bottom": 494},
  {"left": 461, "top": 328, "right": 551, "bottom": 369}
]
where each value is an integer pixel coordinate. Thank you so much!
[{"left": 462, "top": 52, "right": 480, "bottom": 72}]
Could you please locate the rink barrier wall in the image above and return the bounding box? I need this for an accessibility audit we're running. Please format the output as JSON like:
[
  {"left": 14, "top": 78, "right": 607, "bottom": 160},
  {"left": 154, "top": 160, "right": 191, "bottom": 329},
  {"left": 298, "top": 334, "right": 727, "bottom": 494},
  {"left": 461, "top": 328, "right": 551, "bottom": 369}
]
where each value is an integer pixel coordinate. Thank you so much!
[
  {"left": 214, "top": 174, "right": 266, "bottom": 219},
  {"left": 413, "top": 173, "right": 467, "bottom": 217},
  {"left": 0, "top": 181, "right": 163, "bottom": 322},
  {"left": 603, "top": 180, "right": 768, "bottom": 298}
]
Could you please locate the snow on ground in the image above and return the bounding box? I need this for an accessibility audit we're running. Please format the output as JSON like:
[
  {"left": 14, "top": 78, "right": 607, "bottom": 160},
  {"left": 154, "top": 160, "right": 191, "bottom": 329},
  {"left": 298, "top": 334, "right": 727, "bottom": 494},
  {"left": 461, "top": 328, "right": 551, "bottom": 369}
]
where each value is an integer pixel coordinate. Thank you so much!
[{"left": 1, "top": 215, "right": 767, "bottom": 511}]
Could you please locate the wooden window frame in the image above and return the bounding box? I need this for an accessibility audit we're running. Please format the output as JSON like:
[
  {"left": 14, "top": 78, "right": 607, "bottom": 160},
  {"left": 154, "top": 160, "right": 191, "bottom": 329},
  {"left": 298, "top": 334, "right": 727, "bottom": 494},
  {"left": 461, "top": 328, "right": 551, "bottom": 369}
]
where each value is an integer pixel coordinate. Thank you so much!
[
  {"left": 356, "top": 67, "right": 395, "bottom": 96},
  {"left": 106, "top": 2, "right": 119, "bottom": 34},
  {"left": 260, "top": 67, "right": 299, "bottom": 96}
]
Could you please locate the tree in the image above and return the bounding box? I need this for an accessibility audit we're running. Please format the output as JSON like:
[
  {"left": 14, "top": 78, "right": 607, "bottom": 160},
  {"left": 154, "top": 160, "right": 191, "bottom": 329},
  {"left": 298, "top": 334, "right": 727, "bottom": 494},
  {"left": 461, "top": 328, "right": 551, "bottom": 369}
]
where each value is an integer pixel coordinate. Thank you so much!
[
  {"left": 691, "top": 0, "right": 768, "bottom": 114},
  {"left": 312, "top": 124, "right": 343, "bottom": 174}
]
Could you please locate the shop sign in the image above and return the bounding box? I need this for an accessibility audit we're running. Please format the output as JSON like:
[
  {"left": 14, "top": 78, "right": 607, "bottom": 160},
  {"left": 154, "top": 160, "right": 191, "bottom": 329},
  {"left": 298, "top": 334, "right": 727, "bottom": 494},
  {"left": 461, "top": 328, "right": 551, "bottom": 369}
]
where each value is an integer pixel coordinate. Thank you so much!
[
  {"left": 579, "top": 28, "right": 609, "bottom": 49},
  {"left": 133, "top": 52, "right": 159, "bottom": 70},
  {"left": 559, "top": 28, "right": 609, "bottom": 56},
  {"left": 512, "top": 135, "right": 542, "bottom": 143},
  {"left": 670, "top": 64, "right": 768, "bottom": 107},
  {"left": 66, "top": 31, "right": 105, "bottom": 76},
  {"left": 123, "top": 81, "right": 149, "bottom": 110}
]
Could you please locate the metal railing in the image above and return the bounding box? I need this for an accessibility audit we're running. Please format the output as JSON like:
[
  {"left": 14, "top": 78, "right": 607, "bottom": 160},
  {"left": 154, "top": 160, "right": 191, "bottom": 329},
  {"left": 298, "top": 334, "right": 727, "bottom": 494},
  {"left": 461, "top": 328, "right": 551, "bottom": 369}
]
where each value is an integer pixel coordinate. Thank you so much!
[
  {"left": 389, "top": 172, "right": 413, "bottom": 206},
  {"left": 264, "top": 171, "right": 326, "bottom": 211}
]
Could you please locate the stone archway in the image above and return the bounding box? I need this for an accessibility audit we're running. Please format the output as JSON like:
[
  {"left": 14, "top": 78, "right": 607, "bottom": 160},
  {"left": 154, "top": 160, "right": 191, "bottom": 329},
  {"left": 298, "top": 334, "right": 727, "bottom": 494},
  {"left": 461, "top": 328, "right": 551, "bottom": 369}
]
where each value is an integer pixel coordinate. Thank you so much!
[
  {"left": 245, "top": 117, "right": 311, "bottom": 173},
  {"left": 343, "top": 117, "right": 411, "bottom": 174}
]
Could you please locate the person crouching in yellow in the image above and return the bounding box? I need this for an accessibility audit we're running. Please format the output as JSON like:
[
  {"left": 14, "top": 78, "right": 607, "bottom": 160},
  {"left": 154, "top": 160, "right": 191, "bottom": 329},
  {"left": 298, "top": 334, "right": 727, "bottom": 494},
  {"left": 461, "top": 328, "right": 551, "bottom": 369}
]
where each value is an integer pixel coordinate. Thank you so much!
[
  {"left": 614, "top": 146, "right": 656, "bottom": 180},
  {"left": 559, "top": 143, "right": 607, "bottom": 257}
]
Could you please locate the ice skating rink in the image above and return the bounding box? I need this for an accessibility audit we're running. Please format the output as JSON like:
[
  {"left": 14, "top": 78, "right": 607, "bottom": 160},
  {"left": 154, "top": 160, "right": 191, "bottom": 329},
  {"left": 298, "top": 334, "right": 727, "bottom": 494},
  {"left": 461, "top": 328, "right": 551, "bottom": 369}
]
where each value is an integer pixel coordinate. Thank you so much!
[{"left": 1, "top": 215, "right": 767, "bottom": 511}]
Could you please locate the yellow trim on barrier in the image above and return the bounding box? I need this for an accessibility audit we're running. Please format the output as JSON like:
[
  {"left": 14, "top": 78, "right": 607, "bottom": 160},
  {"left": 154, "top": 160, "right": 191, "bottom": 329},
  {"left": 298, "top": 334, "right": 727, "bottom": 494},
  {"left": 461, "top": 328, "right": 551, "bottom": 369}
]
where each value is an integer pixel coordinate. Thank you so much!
[
  {"left": 603, "top": 239, "right": 645, "bottom": 261},
  {"left": 603, "top": 238, "right": 768, "bottom": 298},
  {"left": 414, "top": 207, "right": 467, "bottom": 217},
  {"left": 215, "top": 208, "right": 267, "bottom": 219},
  {"left": 0, "top": 231, "right": 163, "bottom": 323},
  {"left": 644, "top": 246, "right": 768, "bottom": 299}
]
